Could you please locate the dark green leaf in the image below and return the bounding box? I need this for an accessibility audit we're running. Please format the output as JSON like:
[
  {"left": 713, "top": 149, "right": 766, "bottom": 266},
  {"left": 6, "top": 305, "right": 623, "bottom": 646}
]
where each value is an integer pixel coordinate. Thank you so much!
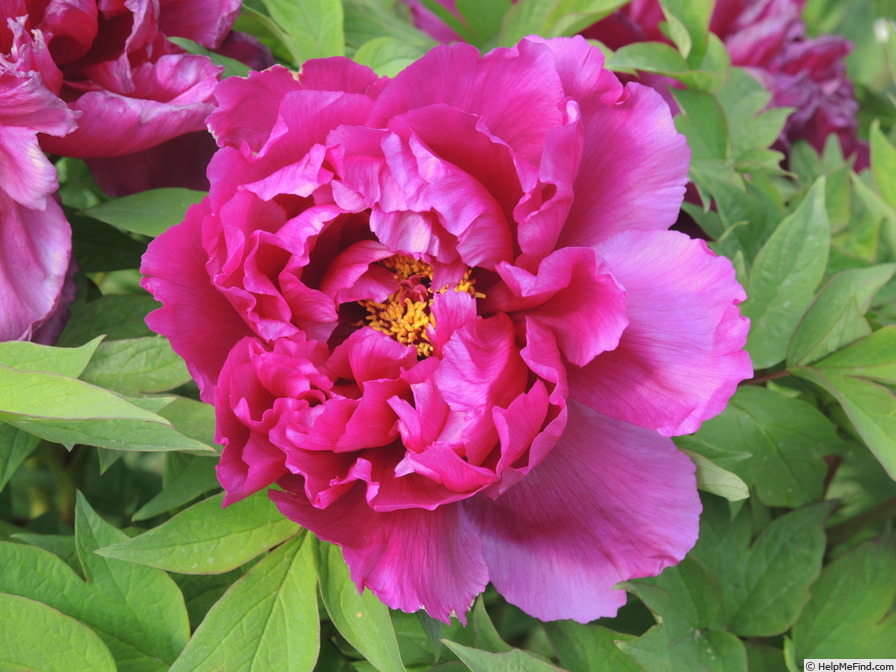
[
  {"left": 742, "top": 179, "right": 830, "bottom": 369},
  {"left": 618, "top": 626, "right": 747, "bottom": 672},
  {"left": 543, "top": 621, "right": 639, "bottom": 672},
  {"left": 315, "top": 540, "right": 406, "bottom": 672},
  {"left": 80, "top": 336, "right": 192, "bottom": 395},
  {"left": 96, "top": 491, "right": 298, "bottom": 574},
  {"left": 792, "top": 537, "right": 896, "bottom": 659},
  {"left": 0, "top": 592, "right": 117, "bottom": 672},
  {"left": 71, "top": 215, "right": 146, "bottom": 272},
  {"left": 80, "top": 188, "right": 206, "bottom": 238},
  {"left": 56, "top": 293, "right": 158, "bottom": 346},
  {"left": 442, "top": 640, "right": 564, "bottom": 672},
  {"left": 131, "top": 454, "right": 220, "bottom": 522},
  {"left": 0, "top": 422, "right": 41, "bottom": 492},
  {"left": 169, "top": 535, "right": 319, "bottom": 672},
  {"left": 812, "top": 325, "right": 896, "bottom": 384},
  {"left": 470, "top": 598, "right": 511, "bottom": 653}
]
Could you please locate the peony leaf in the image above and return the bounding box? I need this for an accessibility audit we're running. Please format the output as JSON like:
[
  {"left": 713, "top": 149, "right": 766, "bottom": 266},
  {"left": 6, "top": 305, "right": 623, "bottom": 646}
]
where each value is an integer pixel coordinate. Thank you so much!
[
  {"left": 56, "top": 293, "right": 158, "bottom": 346},
  {"left": 442, "top": 641, "right": 565, "bottom": 672},
  {"left": 96, "top": 492, "right": 299, "bottom": 574},
  {"left": 315, "top": 540, "right": 407, "bottom": 672},
  {"left": 0, "top": 422, "right": 40, "bottom": 492},
  {"left": 542, "top": 622, "right": 640, "bottom": 672},
  {"left": 741, "top": 178, "right": 830, "bottom": 369},
  {"left": 0, "top": 494, "right": 190, "bottom": 672},
  {"left": 658, "top": 0, "right": 713, "bottom": 62},
  {"left": 79, "top": 188, "right": 206, "bottom": 238},
  {"left": 131, "top": 453, "right": 220, "bottom": 522},
  {"left": 0, "top": 592, "right": 117, "bottom": 672},
  {"left": 871, "top": 119, "right": 896, "bottom": 211},
  {"left": 680, "top": 449, "right": 749, "bottom": 502},
  {"left": 791, "top": 537, "right": 896, "bottom": 659},
  {"left": 618, "top": 626, "right": 747, "bottom": 672},
  {"left": 258, "top": 0, "right": 345, "bottom": 65},
  {"left": 80, "top": 336, "right": 192, "bottom": 395},
  {"left": 70, "top": 214, "right": 147, "bottom": 272},
  {"left": 692, "top": 501, "right": 832, "bottom": 637},
  {"left": 0, "top": 336, "right": 102, "bottom": 377},
  {"left": 499, "top": 0, "right": 629, "bottom": 45},
  {"left": 353, "top": 36, "right": 434, "bottom": 77},
  {"left": 792, "top": 367, "right": 896, "bottom": 479},
  {"left": 168, "top": 535, "right": 319, "bottom": 672},
  {"left": 672, "top": 88, "right": 729, "bottom": 161},
  {"left": 812, "top": 324, "right": 896, "bottom": 384},
  {"left": 787, "top": 264, "right": 896, "bottom": 366},
  {"left": 156, "top": 396, "right": 219, "bottom": 449}
]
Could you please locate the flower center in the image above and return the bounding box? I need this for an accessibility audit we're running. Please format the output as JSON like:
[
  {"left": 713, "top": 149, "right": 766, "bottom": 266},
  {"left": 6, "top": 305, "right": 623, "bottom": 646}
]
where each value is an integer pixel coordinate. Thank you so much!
[{"left": 360, "top": 255, "right": 483, "bottom": 357}]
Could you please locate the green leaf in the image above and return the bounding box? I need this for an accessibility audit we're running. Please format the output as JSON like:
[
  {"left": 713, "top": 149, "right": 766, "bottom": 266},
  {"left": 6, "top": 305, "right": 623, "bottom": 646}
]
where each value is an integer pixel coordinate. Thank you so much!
[
  {"left": 167, "top": 37, "right": 250, "bottom": 77},
  {"left": 258, "top": 0, "right": 344, "bottom": 65},
  {"left": 871, "top": 119, "right": 896, "bottom": 211},
  {"left": 792, "top": 536, "right": 896, "bottom": 659},
  {"left": 71, "top": 214, "right": 146, "bottom": 271},
  {"left": 498, "top": 0, "right": 628, "bottom": 45},
  {"left": 470, "top": 598, "right": 511, "bottom": 653},
  {"left": 353, "top": 36, "right": 432, "bottom": 77},
  {"left": 741, "top": 179, "right": 831, "bottom": 369},
  {"left": 606, "top": 40, "right": 726, "bottom": 91},
  {"left": 0, "top": 592, "right": 117, "bottom": 672},
  {"left": 0, "top": 422, "right": 40, "bottom": 492},
  {"left": 80, "top": 336, "right": 192, "bottom": 395},
  {"left": 718, "top": 68, "right": 789, "bottom": 167},
  {"left": 682, "top": 387, "right": 843, "bottom": 507},
  {"left": 542, "top": 622, "right": 639, "bottom": 672},
  {"left": 792, "top": 367, "right": 896, "bottom": 479},
  {"left": 680, "top": 449, "right": 749, "bottom": 501},
  {"left": 454, "top": 0, "right": 511, "bottom": 46},
  {"left": 0, "top": 336, "right": 101, "bottom": 377},
  {"left": 442, "top": 641, "right": 564, "bottom": 672},
  {"left": 157, "top": 396, "right": 218, "bottom": 448},
  {"left": 80, "top": 188, "right": 206, "bottom": 238},
  {"left": 787, "top": 264, "right": 896, "bottom": 365},
  {"left": 169, "top": 535, "right": 319, "bottom": 672},
  {"left": 619, "top": 626, "right": 747, "bottom": 672},
  {"left": 132, "top": 454, "right": 220, "bottom": 522},
  {"left": 342, "top": 0, "right": 434, "bottom": 51},
  {"left": 56, "top": 293, "right": 157, "bottom": 346},
  {"left": 0, "top": 495, "right": 190, "bottom": 672},
  {"left": 658, "top": 0, "right": 712, "bottom": 61},
  {"left": 315, "top": 540, "right": 406, "bottom": 672},
  {"left": 812, "top": 325, "right": 896, "bottom": 384},
  {"left": 693, "top": 503, "right": 832, "bottom": 637},
  {"left": 97, "top": 491, "right": 298, "bottom": 574},
  {"left": 672, "top": 88, "right": 729, "bottom": 161}
]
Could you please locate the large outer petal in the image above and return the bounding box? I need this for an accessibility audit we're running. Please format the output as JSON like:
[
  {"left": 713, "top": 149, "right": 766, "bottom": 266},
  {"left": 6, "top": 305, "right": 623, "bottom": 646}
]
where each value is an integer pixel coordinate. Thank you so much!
[
  {"left": 141, "top": 199, "right": 254, "bottom": 401},
  {"left": 271, "top": 482, "right": 488, "bottom": 624},
  {"left": 158, "top": 0, "right": 241, "bottom": 49},
  {"left": 0, "top": 192, "right": 72, "bottom": 342},
  {"left": 570, "top": 229, "right": 752, "bottom": 436},
  {"left": 465, "top": 400, "right": 700, "bottom": 623}
]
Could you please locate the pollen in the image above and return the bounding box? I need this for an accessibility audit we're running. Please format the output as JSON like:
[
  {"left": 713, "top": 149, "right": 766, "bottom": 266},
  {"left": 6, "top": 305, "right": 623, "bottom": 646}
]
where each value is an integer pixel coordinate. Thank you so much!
[{"left": 359, "top": 255, "right": 483, "bottom": 357}]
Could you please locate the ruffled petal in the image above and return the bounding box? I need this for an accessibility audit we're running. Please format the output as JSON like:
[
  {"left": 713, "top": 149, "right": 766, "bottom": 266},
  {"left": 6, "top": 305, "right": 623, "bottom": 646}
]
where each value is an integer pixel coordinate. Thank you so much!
[
  {"left": 465, "top": 400, "right": 700, "bottom": 622},
  {"left": 271, "top": 484, "right": 488, "bottom": 623},
  {"left": 570, "top": 229, "right": 752, "bottom": 436},
  {"left": 158, "top": 0, "right": 241, "bottom": 49}
]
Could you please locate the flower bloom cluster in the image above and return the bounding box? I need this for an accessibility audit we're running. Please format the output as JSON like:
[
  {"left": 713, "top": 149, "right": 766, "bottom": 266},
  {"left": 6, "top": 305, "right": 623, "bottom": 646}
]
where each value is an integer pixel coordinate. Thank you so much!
[
  {"left": 142, "top": 36, "right": 752, "bottom": 623},
  {"left": 407, "top": 0, "right": 866, "bottom": 165},
  {"left": 0, "top": 0, "right": 269, "bottom": 343}
]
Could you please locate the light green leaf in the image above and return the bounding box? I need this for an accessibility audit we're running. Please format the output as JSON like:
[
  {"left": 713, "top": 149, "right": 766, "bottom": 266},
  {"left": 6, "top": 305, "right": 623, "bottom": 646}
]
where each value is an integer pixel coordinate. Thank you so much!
[
  {"left": 787, "top": 264, "right": 896, "bottom": 365},
  {"left": 80, "top": 188, "right": 206, "bottom": 238},
  {"left": 97, "top": 491, "right": 298, "bottom": 574},
  {"left": 470, "top": 598, "right": 511, "bottom": 653},
  {"left": 455, "top": 0, "right": 511, "bottom": 46},
  {"left": 681, "top": 449, "right": 749, "bottom": 501},
  {"left": 353, "top": 36, "right": 431, "bottom": 77},
  {"left": 259, "top": 0, "right": 344, "bottom": 65},
  {"left": 0, "top": 336, "right": 102, "bottom": 377},
  {"left": 498, "top": 0, "right": 628, "bottom": 45},
  {"left": 316, "top": 540, "right": 406, "bottom": 672},
  {"left": 792, "top": 367, "right": 896, "bottom": 479},
  {"left": 342, "top": 0, "right": 434, "bottom": 51},
  {"left": 132, "top": 453, "right": 220, "bottom": 522},
  {"left": 672, "top": 88, "right": 729, "bottom": 161},
  {"left": 658, "top": 0, "right": 713, "bottom": 61},
  {"left": 813, "top": 325, "right": 896, "bottom": 384},
  {"left": 542, "top": 622, "right": 639, "bottom": 672},
  {"left": 157, "top": 396, "right": 218, "bottom": 449},
  {"left": 442, "top": 640, "right": 564, "bottom": 672},
  {"left": 607, "top": 39, "right": 726, "bottom": 90},
  {"left": 80, "top": 336, "right": 192, "bottom": 395},
  {"left": 742, "top": 179, "right": 830, "bottom": 369},
  {"left": 792, "top": 537, "right": 896, "bottom": 659},
  {"left": 0, "top": 592, "right": 117, "bottom": 672},
  {"left": 871, "top": 119, "right": 896, "bottom": 211},
  {"left": 169, "top": 535, "right": 319, "bottom": 672}
]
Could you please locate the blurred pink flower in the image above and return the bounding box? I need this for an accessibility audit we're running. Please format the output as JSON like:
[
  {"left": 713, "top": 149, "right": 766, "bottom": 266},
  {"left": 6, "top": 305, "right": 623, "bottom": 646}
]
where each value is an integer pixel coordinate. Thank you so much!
[
  {"left": 0, "top": 67, "right": 76, "bottom": 342},
  {"left": 1, "top": 0, "right": 271, "bottom": 195},
  {"left": 142, "top": 37, "right": 752, "bottom": 623}
]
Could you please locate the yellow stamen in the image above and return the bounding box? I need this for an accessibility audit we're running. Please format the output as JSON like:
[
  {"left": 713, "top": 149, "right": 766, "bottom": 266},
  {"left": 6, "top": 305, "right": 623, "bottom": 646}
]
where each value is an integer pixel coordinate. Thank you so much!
[{"left": 359, "top": 255, "right": 483, "bottom": 357}]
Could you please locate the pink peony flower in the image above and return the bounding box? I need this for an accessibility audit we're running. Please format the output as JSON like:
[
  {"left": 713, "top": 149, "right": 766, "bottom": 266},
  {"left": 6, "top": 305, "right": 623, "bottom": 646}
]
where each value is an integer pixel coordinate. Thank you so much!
[
  {"left": 141, "top": 37, "right": 752, "bottom": 623},
  {"left": 584, "top": 0, "right": 867, "bottom": 164},
  {"left": 0, "top": 66, "right": 77, "bottom": 342},
  {"left": 1, "top": 0, "right": 271, "bottom": 195}
]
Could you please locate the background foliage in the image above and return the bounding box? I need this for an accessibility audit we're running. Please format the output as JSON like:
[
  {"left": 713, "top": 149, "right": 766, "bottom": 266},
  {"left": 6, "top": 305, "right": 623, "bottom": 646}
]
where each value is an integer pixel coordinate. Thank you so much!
[{"left": 2, "top": 0, "right": 896, "bottom": 670}]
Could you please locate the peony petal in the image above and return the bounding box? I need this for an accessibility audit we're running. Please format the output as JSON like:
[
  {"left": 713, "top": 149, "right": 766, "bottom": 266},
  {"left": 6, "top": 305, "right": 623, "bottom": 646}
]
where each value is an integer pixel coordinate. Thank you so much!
[
  {"left": 558, "top": 81, "right": 689, "bottom": 247},
  {"left": 158, "top": 0, "right": 241, "bottom": 49},
  {"left": 0, "top": 192, "right": 72, "bottom": 342},
  {"left": 465, "top": 400, "right": 701, "bottom": 622},
  {"left": 271, "top": 484, "right": 488, "bottom": 623},
  {"left": 141, "top": 199, "right": 255, "bottom": 401},
  {"left": 571, "top": 229, "right": 752, "bottom": 436}
]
